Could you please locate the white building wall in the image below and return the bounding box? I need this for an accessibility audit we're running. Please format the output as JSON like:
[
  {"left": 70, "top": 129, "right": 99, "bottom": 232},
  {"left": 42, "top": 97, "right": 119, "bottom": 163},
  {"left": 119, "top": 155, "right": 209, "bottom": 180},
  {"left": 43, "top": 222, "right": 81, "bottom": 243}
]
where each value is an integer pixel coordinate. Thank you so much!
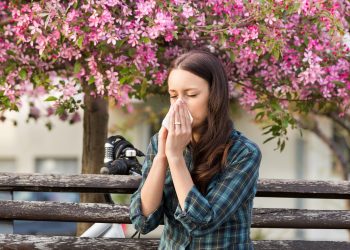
[{"left": 0, "top": 108, "right": 83, "bottom": 174}]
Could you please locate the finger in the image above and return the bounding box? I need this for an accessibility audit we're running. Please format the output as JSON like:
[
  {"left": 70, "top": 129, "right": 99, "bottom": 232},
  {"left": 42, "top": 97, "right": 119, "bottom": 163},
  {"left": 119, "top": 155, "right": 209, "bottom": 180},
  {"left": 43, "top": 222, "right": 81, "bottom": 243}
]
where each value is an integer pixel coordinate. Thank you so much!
[
  {"left": 178, "top": 101, "right": 187, "bottom": 133},
  {"left": 169, "top": 105, "right": 175, "bottom": 134},
  {"left": 181, "top": 101, "right": 191, "bottom": 130},
  {"left": 174, "top": 103, "right": 181, "bottom": 133}
]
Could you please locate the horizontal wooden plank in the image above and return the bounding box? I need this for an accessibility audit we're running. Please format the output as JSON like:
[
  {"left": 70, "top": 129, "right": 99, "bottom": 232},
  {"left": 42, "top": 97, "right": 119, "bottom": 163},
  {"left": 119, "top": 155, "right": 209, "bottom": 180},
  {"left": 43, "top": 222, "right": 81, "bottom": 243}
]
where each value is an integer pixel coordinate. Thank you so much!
[
  {"left": 0, "top": 234, "right": 159, "bottom": 249},
  {"left": 0, "top": 201, "right": 349, "bottom": 229},
  {"left": 252, "top": 208, "right": 350, "bottom": 229},
  {"left": 0, "top": 235, "right": 349, "bottom": 250},
  {"left": 0, "top": 173, "right": 349, "bottom": 199},
  {"left": 0, "top": 200, "right": 130, "bottom": 224},
  {"left": 257, "top": 179, "right": 350, "bottom": 199},
  {"left": 0, "top": 172, "right": 139, "bottom": 194}
]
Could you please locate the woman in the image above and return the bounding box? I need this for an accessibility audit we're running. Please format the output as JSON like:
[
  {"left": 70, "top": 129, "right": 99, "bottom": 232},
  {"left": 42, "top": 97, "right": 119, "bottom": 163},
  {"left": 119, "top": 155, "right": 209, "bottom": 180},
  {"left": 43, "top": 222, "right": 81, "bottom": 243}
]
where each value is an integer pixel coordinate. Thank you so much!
[{"left": 129, "top": 49, "right": 262, "bottom": 249}]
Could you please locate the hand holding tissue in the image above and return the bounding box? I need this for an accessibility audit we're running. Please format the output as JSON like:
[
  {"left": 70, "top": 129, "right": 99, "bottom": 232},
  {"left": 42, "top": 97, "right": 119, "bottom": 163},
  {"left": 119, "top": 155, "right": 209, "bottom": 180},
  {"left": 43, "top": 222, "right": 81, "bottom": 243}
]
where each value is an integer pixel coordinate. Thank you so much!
[{"left": 162, "top": 99, "right": 193, "bottom": 130}]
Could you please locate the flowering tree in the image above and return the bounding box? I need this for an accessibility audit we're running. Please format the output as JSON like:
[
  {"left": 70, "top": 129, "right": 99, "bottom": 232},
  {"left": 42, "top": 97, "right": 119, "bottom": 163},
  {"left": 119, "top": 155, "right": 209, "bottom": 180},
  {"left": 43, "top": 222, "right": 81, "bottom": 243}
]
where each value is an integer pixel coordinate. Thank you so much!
[{"left": 1, "top": 0, "right": 350, "bottom": 234}]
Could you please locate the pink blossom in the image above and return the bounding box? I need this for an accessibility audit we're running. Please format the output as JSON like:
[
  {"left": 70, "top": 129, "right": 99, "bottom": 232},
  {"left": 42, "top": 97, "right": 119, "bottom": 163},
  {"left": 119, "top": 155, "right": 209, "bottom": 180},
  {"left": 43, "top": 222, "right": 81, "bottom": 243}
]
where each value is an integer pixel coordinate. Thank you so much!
[
  {"left": 189, "top": 30, "right": 199, "bottom": 40},
  {"left": 1, "top": 0, "right": 349, "bottom": 129},
  {"left": 154, "top": 11, "right": 176, "bottom": 33},
  {"left": 69, "top": 112, "right": 81, "bottom": 124},
  {"left": 95, "top": 72, "right": 105, "bottom": 95},
  {"left": 3, "top": 84, "right": 16, "bottom": 103},
  {"left": 240, "top": 89, "right": 258, "bottom": 107},
  {"left": 86, "top": 56, "right": 98, "bottom": 74},
  {"left": 164, "top": 32, "right": 174, "bottom": 42},
  {"left": 59, "top": 111, "right": 68, "bottom": 121},
  {"left": 101, "top": 9, "right": 114, "bottom": 24},
  {"left": 59, "top": 44, "right": 81, "bottom": 61},
  {"left": 29, "top": 21, "right": 42, "bottom": 35},
  {"left": 102, "top": 0, "right": 122, "bottom": 7},
  {"left": 135, "top": 0, "right": 156, "bottom": 19},
  {"left": 127, "top": 29, "right": 142, "bottom": 47},
  {"left": 46, "top": 107, "right": 55, "bottom": 117},
  {"left": 29, "top": 106, "right": 40, "bottom": 120},
  {"left": 88, "top": 11, "right": 100, "bottom": 27},
  {"left": 182, "top": 4, "right": 194, "bottom": 18},
  {"left": 61, "top": 82, "right": 78, "bottom": 100},
  {"left": 106, "top": 68, "right": 119, "bottom": 82},
  {"left": 172, "top": 0, "right": 187, "bottom": 5},
  {"left": 264, "top": 14, "right": 277, "bottom": 25},
  {"left": 66, "top": 10, "right": 79, "bottom": 22},
  {"left": 35, "top": 35, "right": 47, "bottom": 55},
  {"left": 107, "top": 33, "right": 120, "bottom": 45}
]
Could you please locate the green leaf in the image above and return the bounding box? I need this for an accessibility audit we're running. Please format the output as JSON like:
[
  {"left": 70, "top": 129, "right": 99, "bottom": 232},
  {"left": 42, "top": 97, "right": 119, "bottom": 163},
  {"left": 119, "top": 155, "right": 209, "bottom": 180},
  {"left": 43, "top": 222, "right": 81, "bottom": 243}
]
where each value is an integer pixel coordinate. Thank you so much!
[
  {"left": 271, "top": 100, "right": 282, "bottom": 111},
  {"left": 44, "top": 96, "right": 58, "bottom": 102},
  {"left": 229, "top": 51, "right": 235, "bottom": 61},
  {"left": 115, "top": 39, "right": 125, "bottom": 48},
  {"left": 272, "top": 46, "right": 280, "bottom": 60},
  {"left": 0, "top": 76, "right": 5, "bottom": 84},
  {"left": 19, "top": 69, "right": 27, "bottom": 80},
  {"left": 282, "top": 119, "right": 289, "bottom": 129},
  {"left": 88, "top": 76, "right": 95, "bottom": 85},
  {"left": 6, "top": 50, "right": 16, "bottom": 56},
  {"left": 5, "top": 62, "right": 17, "bottom": 74},
  {"left": 255, "top": 111, "right": 265, "bottom": 121},
  {"left": 11, "top": 105, "right": 19, "bottom": 112},
  {"left": 286, "top": 2, "right": 301, "bottom": 15},
  {"left": 252, "top": 103, "right": 265, "bottom": 109},
  {"left": 140, "top": 79, "right": 148, "bottom": 98},
  {"left": 173, "top": 31, "right": 178, "bottom": 40},
  {"left": 73, "top": 1, "right": 79, "bottom": 9},
  {"left": 127, "top": 48, "right": 136, "bottom": 57},
  {"left": 140, "top": 37, "right": 151, "bottom": 43},
  {"left": 280, "top": 140, "right": 286, "bottom": 151},
  {"left": 263, "top": 136, "right": 275, "bottom": 144},
  {"left": 120, "top": 68, "right": 129, "bottom": 74},
  {"left": 77, "top": 36, "right": 84, "bottom": 49},
  {"left": 33, "top": 74, "right": 41, "bottom": 86},
  {"left": 74, "top": 62, "right": 82, "bottom": 74},
  {"left": 119, "top": 76, "right": 130, "bottom": 84}
]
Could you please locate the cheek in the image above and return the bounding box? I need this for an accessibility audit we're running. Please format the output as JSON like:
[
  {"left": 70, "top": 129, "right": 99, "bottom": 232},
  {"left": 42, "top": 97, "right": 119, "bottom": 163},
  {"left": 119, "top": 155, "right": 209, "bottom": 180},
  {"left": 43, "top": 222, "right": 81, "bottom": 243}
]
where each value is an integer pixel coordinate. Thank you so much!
[{"left": 187, "top": 99, "right": 208, "bottom": 120}]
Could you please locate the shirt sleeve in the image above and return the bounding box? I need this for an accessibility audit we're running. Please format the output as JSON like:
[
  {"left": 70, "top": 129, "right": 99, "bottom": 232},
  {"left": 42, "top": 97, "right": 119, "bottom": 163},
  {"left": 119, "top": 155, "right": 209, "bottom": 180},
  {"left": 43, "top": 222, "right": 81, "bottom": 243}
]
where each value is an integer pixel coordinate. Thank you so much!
[
  {"left": 129, "top": 134, "right": 165, "bottom": 234},
  {"left": 173, "top": 143, "right": 262, "bottom": 236}
]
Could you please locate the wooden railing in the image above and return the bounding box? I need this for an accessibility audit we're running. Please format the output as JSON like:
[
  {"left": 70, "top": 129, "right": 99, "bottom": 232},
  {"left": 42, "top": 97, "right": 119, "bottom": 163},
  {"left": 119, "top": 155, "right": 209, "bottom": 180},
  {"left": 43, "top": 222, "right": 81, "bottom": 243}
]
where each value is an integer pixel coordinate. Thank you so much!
[{"left": 0, "top": 173, "right": 349, "bottom": 249}]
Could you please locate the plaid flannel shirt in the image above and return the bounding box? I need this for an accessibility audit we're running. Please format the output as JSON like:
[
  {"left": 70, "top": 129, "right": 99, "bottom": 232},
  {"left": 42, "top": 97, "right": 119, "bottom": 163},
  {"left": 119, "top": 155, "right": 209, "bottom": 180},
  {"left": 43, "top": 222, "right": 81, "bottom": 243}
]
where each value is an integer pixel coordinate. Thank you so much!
[{"left": 129, "top": 129, "right": 262, "bottom": 250}]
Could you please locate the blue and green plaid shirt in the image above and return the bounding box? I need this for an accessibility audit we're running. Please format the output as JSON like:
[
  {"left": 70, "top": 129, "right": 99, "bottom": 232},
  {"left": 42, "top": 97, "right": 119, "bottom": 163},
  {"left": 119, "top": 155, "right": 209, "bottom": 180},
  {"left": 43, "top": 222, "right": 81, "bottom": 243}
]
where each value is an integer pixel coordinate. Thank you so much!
[{"left": 129, "top": 129, "right": 262, "bottom": 249}]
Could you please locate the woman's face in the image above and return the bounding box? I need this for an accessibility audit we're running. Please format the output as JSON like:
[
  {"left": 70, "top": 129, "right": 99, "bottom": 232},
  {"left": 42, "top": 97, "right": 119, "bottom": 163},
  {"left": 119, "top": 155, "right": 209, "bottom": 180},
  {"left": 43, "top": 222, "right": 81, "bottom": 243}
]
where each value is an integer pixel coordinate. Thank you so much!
[{"left": 168, "top": 69, "right": 210, "bottom": 129}]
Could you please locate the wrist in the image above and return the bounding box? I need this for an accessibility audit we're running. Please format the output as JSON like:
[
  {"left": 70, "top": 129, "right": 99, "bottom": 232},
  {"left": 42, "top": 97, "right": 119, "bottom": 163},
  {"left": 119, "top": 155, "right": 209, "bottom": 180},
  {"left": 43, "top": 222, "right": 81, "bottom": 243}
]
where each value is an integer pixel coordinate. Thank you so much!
[
  {"left": 166, "top": 155, "right": 183, "bottom": 163},
  {"left": 154, "top": 154, "right": 168, "bottom": 165}
]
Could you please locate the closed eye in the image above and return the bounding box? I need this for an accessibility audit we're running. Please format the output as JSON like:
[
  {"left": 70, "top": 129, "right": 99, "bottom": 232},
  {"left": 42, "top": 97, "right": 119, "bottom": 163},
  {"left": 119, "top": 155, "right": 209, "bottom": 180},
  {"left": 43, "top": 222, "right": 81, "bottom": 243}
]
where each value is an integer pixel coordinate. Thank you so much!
[{"left": 170, "top": 95, "right": 197, "bottom": 98}]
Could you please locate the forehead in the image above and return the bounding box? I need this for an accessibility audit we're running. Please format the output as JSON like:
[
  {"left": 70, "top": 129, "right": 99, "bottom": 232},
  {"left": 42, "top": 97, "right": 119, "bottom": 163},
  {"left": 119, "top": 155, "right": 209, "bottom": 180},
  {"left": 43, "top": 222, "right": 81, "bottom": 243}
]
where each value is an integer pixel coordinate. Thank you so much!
[{"left": 168, "top": 69, "right": 208, "bottom": 91}]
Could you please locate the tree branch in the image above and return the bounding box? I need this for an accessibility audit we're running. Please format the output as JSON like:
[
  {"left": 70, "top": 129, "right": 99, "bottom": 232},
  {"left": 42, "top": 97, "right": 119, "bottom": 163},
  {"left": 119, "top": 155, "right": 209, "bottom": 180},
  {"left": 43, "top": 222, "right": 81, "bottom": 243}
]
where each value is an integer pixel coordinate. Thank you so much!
[
  {"left": 296, "top": 116, "right": 349, "bottom": 180},
  {"left": 326, "top": 112, "right": 350, "bottom": 135}
]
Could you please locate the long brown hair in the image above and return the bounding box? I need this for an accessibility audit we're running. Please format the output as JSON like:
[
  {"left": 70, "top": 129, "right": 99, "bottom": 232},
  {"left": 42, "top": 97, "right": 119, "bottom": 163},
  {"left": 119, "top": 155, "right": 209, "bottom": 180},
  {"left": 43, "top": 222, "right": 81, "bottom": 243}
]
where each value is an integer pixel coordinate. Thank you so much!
[{"left": 168, "top": 49, "right": 234, "bottom": 195}]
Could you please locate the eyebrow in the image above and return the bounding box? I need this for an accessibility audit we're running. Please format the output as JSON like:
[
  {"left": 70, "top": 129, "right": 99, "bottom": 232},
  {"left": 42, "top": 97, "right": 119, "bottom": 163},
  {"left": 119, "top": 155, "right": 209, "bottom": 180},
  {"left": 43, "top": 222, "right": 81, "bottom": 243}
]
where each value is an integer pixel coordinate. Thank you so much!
[{"left": 168, "top": 88, "right": 198, "bottom": 92}]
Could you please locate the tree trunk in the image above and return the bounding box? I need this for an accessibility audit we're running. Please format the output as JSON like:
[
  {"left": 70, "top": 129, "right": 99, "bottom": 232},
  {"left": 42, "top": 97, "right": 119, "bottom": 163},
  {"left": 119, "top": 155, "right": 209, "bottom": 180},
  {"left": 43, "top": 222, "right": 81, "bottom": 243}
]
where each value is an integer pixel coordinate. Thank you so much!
[{"left": 76, "top": 85, "right": 109, "bottom": 236}]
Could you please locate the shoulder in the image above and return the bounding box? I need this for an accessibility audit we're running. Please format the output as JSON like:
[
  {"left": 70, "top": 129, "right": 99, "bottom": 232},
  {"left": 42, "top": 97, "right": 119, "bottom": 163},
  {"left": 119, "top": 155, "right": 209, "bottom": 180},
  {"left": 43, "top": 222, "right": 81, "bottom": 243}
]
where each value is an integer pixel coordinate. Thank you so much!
[{"left": 226, "top": 129, "right": 262, "bottom": 165}]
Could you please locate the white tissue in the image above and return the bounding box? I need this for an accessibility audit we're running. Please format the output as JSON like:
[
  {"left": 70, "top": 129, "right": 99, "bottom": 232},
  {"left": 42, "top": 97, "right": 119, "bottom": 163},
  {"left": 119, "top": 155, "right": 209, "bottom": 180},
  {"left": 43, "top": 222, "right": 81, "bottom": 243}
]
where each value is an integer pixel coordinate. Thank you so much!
[{"left": 162, "top": 99, "right": 193, "bottom": 129}]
